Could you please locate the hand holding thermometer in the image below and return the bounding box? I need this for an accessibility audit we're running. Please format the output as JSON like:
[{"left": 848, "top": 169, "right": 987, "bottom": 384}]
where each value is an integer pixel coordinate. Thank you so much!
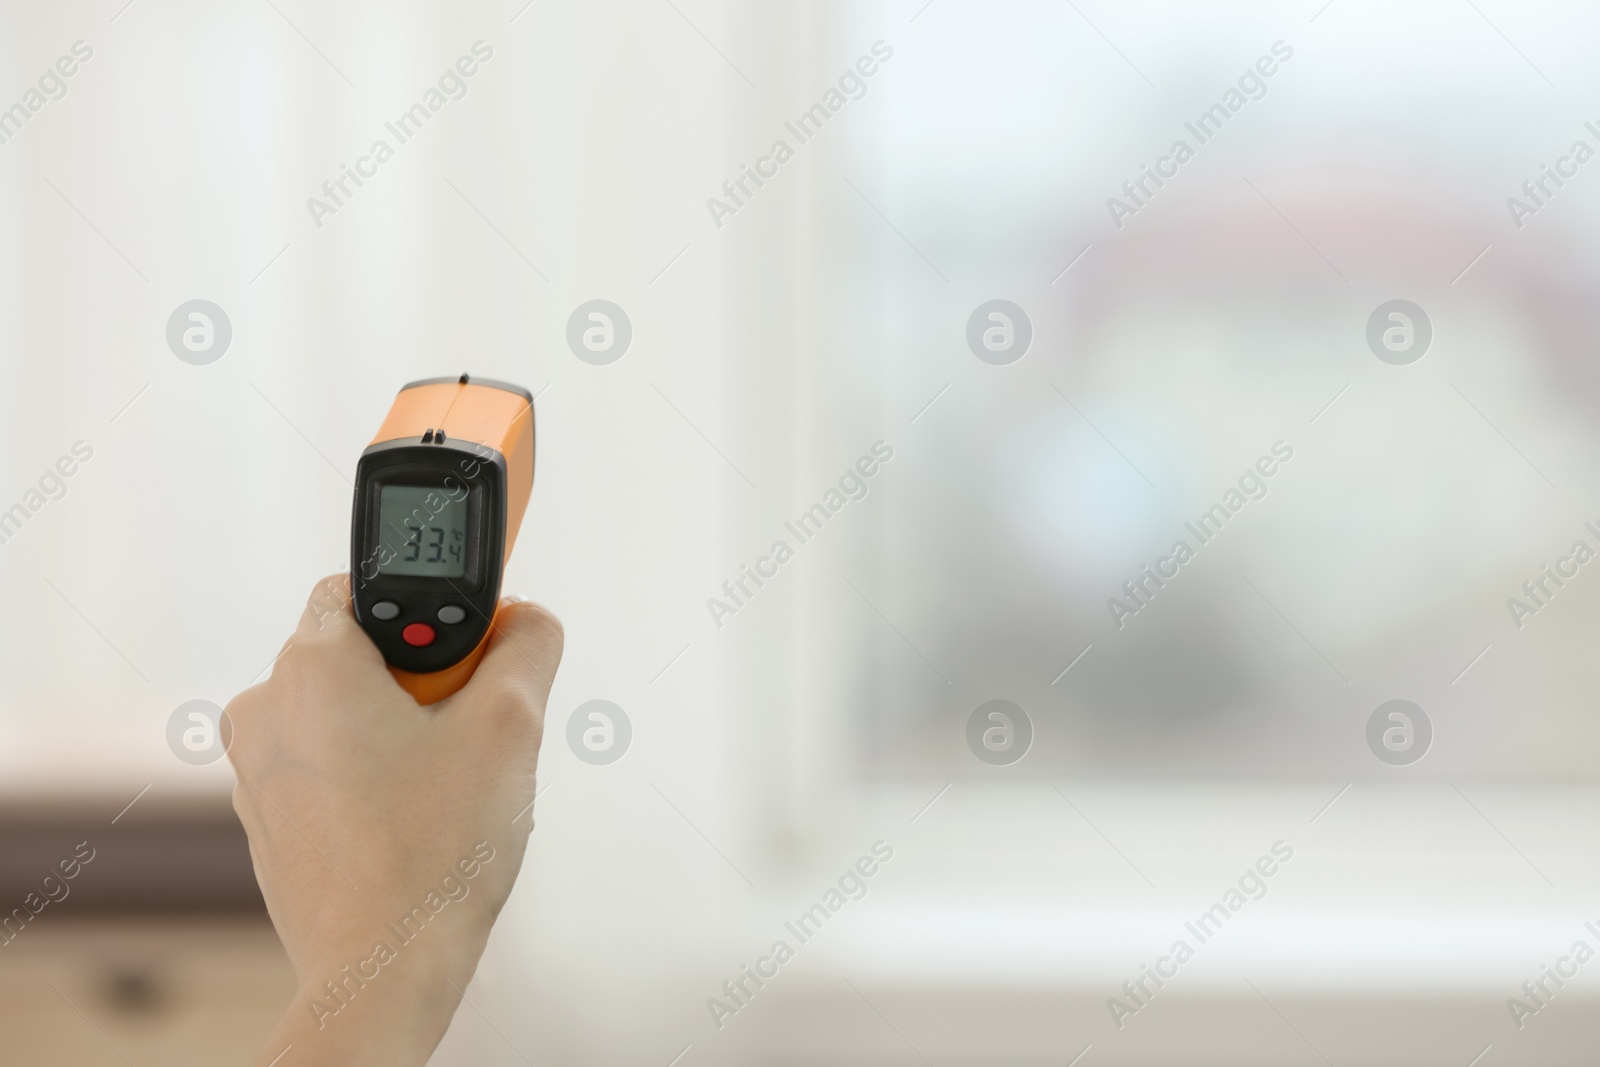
[{"left": 351, "top": 375, "right": 535, "bottom": 704}]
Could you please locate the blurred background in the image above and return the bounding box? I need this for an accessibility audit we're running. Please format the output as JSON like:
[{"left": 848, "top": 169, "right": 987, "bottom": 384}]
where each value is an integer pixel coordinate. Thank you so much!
[{"left": 2, "top": 0, "right": 1600, "bottom": 1063}]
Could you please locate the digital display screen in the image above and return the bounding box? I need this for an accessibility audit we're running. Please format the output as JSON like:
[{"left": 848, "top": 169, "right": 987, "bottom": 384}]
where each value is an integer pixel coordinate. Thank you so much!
[{"left": 377, "top": 485, "right": 469, "bottom": 578}]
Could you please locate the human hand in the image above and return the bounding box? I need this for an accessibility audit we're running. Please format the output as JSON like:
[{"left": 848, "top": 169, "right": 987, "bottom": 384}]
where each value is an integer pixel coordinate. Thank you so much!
[{"left": 225, "top": 575, "right": 562, "bottom": 1066}]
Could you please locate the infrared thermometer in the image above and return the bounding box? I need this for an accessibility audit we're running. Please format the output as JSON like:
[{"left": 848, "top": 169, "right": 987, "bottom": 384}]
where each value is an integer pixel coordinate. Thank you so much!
[{"left": 351, "top": 375, "right": 535, "bottom": 704}]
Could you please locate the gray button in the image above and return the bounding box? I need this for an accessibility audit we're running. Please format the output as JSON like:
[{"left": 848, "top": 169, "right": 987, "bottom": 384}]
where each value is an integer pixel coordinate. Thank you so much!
[
  {"left": 370, "top": 600, "right": 400, "bottom": 621},
  {"left": 437, "top": 604, "right": 467, "bottom": 625}
]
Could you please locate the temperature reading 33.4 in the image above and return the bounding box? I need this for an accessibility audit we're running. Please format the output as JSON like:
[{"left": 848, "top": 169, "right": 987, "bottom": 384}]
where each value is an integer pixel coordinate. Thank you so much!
[{"left": 378, "top": 485, "right": 468, "bottom": 578}]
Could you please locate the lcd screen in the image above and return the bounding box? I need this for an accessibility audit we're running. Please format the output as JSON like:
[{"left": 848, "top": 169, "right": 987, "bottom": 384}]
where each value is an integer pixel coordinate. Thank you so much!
[{"left": 377, "top": 485, "right": 468, "bottom": 578}]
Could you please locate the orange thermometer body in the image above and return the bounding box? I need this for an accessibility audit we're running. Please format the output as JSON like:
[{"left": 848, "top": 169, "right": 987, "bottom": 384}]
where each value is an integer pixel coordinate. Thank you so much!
[{"left": 350, "top": 375, "right": 534, "bottom": 704}]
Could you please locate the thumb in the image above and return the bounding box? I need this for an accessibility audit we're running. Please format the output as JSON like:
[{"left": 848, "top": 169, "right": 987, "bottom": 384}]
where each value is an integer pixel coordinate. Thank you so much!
[{"left": 464, "top": 598, "right": 564, "bottom": 704}]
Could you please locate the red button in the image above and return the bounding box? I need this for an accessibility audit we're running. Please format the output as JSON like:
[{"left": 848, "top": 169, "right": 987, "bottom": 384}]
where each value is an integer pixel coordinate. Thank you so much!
[{"left": 401, "top": 622, "right": 436, "bottom": 647}]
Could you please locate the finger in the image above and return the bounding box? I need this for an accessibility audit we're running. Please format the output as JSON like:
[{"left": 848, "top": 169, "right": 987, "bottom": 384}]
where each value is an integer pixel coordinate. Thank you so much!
[{"left": 465, "top": 598, "right": 564, "bottom": 703}]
